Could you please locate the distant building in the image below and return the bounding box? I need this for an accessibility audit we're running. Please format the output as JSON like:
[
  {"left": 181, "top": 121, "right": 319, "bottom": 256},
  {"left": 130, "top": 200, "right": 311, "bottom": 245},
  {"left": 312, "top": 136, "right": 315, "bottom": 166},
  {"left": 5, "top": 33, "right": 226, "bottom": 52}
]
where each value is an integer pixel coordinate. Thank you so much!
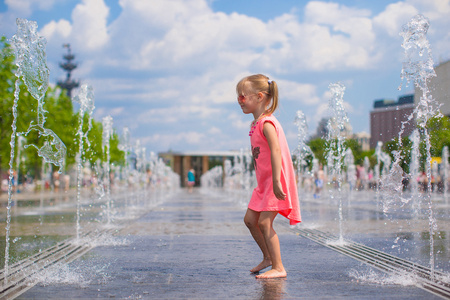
[
  {"left": 311, "top": 117, "right": 352, "bottom": 140},
  {"left": 415, "top": 59, "right": 450, "bottom": 116},
  {"left": 352, "top": 132, "right": 371, "bottom": 152},
  {"left": 370, "top": 94, "right": 415, "bottom": 149},
  {"left": 312, "top": 117, "right": 329, "bottom": 139},
  {"left": 158, "top": 150, "right": 240, "bottom": 187}
]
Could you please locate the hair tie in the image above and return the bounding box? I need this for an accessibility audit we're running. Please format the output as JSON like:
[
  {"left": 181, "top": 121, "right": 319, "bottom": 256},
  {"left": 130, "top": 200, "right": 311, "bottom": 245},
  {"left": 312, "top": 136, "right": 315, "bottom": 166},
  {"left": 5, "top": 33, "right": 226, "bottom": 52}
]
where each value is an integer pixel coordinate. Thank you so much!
[{"left": 268, "top": 80, "right": 272, "bottom": 85}]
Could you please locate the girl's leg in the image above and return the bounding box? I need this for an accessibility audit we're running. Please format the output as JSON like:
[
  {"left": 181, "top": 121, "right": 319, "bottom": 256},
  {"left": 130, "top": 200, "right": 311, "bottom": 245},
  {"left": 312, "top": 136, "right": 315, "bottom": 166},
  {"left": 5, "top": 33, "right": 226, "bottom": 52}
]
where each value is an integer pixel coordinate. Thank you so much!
[
  {"left": 256, "top": 211, "right": 287, "bottom": 278},
  {"left": 244, "top": 208, "right": 272, "bottom": 273}
]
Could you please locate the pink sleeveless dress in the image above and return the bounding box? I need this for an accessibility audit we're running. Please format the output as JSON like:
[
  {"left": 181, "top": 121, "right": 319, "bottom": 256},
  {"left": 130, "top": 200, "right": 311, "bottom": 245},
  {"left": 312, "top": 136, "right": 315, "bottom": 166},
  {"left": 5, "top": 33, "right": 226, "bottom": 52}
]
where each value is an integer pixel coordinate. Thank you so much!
[{"left": 248, "top": 115, "right": 301, "bottom": 225}]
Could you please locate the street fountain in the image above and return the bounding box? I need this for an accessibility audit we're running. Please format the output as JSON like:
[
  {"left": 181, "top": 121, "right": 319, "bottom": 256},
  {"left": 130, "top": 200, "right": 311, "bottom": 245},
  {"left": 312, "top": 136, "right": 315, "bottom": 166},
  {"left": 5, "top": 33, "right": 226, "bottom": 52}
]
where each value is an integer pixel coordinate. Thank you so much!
[
  {"left": 325, "top": 82, "right": 349, "bottom": 245},
  {"left": 102, "top": 115, "right": 113, "bottom": 225},
  {"left": 3, "top": 11, "right": 449, "bottom": 298},
  {"left": 72, "top": 84, "right": 95, "bottom": 240},
  {"left": 385, "top": 14, "right": 442, "bottom": 279},
  {"left": 118, "top": 127, "right": 131, "bottom": 206},
  {"left": 443, "top": 146, "right": 449, "bottom": 202},
  {"left": 134, "top": 139, "right": 148, "bottom": 203},
  {"left": 200, "top": 166, "right": 223, "bottom": 190},
  {"left": 202, "top": 14, "right": 450, "bottom": 296},
  {"left": 409, "top": 129, "right": 421, "bottom": 211},
  {"left": 375, "top": 141, "right": 392, "bottom": 181},
  {"left": 1, "top": 18, "right": 181, "bottom": 298},
  {"left": 344, "top": 147, "right": 356, "bottom": 191},
  {"left": 4, "top": 18, "right": 67, "bottom": 285},
  {"left": 294, "top": 110, "right": 314, "bottom": 193},
  {"left": 15, "top": 135, "right": 26, "bottom": 192},
  {"left": 343, "top": 14, "right": 448, "bottom": 290},
  {"left": 363, "top": 156, "right": 370, "bottom": 190}
]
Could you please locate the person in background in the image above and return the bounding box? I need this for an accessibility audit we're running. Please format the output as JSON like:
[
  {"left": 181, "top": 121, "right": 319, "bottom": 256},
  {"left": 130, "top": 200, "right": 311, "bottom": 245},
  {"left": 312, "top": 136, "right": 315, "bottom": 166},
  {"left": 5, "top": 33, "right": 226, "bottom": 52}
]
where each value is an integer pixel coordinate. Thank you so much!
[{"left": 187, "top": 169, "right": 195, "bottom": 193}]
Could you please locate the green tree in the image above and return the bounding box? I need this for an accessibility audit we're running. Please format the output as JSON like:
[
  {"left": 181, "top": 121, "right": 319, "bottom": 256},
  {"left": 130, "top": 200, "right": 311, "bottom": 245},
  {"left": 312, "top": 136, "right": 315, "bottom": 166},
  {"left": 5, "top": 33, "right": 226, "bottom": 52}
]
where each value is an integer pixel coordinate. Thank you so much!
[
  {"left": 0, "top": 36, "right": 16, "bottom": 173},
  {"left": 79, "top": 114, "right": 101, "bottom": 166},
  {"left": 385, "top": 137, "right": 412, "bottom": 173},
  {"left": 361, "top": 149, "right": 376, "bottom": 168},
  {"left": 44, "top": 87, "right": 78, "bottom": 168},
  {"left": 382, "top": 115, "right": 450, "bottom": 174},
  {"left": 308, "top": 137, "right": 326, "bottom": 166},
  {"left": 110, "top": 130, "right": 124, "bottom": 166},
  {"left": 78, "top": 117, "right": 124, "bottom": 168},
  {"left": 428, "top": 115, "right": 450, "bottom": 157},
  {"left": 344, "top": 139, "right": 363, "bottom": 165},
  {"left": 0, "top": 36, "right": 124, "bottom": 180}
]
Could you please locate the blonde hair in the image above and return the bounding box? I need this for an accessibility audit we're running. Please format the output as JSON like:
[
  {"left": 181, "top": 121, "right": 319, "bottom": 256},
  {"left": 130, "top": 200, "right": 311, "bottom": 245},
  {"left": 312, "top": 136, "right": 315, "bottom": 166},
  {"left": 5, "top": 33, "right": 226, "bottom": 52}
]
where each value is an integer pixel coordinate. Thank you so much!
[{"left": 236, "top": 74, "right": 279, "bottom": 115}]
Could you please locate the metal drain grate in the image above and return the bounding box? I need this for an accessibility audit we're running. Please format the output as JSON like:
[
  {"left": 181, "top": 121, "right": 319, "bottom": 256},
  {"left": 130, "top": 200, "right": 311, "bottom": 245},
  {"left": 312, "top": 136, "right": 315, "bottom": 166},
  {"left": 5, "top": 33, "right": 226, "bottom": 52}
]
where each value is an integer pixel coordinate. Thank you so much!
[
  {"left": 291, "top": 227, "right": 450, "bottom": 299},
  {"left": 0, "top": 228, "right": 116, "bottom": 300}
]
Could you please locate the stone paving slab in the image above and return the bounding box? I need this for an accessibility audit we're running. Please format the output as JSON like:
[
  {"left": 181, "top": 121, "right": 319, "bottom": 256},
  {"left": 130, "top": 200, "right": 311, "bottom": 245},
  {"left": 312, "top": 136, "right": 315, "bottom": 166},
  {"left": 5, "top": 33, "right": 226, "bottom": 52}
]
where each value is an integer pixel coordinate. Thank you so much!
[{"left": 18, "top": 190, "right": 440, "bottom": 299}]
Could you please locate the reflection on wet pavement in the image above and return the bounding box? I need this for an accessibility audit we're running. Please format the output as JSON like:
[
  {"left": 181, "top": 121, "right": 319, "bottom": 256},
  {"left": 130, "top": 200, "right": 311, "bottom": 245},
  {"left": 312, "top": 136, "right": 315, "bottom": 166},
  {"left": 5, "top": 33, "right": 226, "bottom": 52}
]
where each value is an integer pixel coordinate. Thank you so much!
[
  {"left": 298, "top": 190, "right": 450, "bottom": 273},
  {"left": 17, "top": 189, "right": 443, "bottom": 299}
]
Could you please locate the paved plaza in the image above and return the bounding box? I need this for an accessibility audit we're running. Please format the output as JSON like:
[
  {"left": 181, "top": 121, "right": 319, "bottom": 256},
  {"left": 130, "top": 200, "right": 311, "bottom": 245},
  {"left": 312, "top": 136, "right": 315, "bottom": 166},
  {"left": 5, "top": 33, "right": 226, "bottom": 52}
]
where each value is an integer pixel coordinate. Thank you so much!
[{"left": 18, "top": 189, "right": 440, "bottom": 299}]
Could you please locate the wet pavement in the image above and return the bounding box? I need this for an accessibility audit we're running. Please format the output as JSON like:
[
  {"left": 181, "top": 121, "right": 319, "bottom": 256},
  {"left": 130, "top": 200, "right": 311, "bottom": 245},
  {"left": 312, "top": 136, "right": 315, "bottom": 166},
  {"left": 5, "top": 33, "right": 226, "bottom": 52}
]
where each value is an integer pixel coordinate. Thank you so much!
[{"left": 18, "top": 189, "right": 441, "bottom": 299}]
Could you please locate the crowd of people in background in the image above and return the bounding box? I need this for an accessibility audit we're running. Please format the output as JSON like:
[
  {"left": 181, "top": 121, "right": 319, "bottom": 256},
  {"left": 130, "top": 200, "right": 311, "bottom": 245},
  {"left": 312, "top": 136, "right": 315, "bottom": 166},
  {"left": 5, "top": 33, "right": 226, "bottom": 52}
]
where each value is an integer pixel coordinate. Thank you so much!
[
  {"left": 301, "top": 163, "right": 449, "bottom": 198},
  {"left": 0, "top": 165, "right": 162, "bottom": 195}
]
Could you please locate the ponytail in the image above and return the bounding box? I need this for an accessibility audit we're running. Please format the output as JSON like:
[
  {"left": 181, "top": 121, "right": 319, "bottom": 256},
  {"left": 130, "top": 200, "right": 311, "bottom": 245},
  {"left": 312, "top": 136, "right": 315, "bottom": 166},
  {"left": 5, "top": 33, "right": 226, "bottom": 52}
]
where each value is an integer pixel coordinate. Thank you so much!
[
  {"left": 237, "top": 74, "right": 279, "bottom": 115},
  {"left": 266, "top": 79, "right": 279, "bottom": 115}
]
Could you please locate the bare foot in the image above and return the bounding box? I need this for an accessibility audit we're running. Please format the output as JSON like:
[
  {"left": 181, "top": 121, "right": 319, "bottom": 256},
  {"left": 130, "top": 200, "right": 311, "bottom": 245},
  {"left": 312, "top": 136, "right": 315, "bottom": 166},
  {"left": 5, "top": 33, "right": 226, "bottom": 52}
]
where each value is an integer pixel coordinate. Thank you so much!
[
  {"left": 255, "top": 269, "right": 287, "bottom": 279},
  {"left": 250, "top": 259, "right": 272, "bottom": 273}
]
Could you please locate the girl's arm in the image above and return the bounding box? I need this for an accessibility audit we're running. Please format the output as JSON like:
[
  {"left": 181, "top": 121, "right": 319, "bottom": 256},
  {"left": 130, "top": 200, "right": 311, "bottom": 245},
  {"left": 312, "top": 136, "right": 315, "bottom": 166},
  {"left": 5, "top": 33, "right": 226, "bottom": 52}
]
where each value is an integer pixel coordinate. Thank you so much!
[{"left": 263, "top": 122, "right": 286, "bottom": 200}]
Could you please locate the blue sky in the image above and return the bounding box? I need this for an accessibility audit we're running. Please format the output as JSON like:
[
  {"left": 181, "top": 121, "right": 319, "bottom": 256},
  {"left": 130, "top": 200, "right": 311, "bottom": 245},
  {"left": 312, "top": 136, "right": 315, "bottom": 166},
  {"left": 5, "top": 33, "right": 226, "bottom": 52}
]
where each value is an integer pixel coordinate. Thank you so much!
[{"left": 1, "top": 0, "right": 449, "bottom": 154}]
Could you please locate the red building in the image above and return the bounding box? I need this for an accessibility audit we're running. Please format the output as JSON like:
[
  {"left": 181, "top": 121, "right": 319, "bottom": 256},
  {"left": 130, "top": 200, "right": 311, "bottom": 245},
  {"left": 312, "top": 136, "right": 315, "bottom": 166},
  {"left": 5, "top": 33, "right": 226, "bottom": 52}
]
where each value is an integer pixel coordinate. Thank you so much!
[{"left": 370, "top": 95, "right": 415, "bottom": 149}]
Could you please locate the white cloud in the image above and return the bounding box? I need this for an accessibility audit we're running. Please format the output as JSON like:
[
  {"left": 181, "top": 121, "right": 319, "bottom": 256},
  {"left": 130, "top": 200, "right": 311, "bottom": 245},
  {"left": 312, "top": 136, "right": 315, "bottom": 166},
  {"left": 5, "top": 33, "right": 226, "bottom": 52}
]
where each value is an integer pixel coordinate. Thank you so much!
[
  {"left": 140, "top": 130, "right": 207, "bottom": 150},
  {"left": 228, "top": 112, "right": 250, "bottom": 130},
  {"left": 39, "top": 0, "right": 109, "bottom": 54},
  {"left": 135, "top": 105, "right": 221, "bottom": 125},
  {"left": 278, "top": 80, "right": 320, "bottom": 105},
  {"left": 8, "top": 0, "right": 449, "bottom": 152},
  {"left": 107, "top": 0, "right": 384, "bottom": 74},
  {"left": 1, "top": 0, "right": 58, "bottom": 35},
  {"left": 305, "top": 1, "right": 371, "bottom": 23},
  {"left": 314, "top": 101, "right": 331, "bottom": 125},
  {"left": 89, "top": 0, "right": 449, "bottom": 151},
  {"left": 5, "top": 0, "right": 57, "bottom": 15},
  {"left": 40, "top": 19, "right": 72, "bottom": 39},
  {"left": 373, "top": 2, "right": 418, "bottom": 37},
  {"left": 108, "top": 0, "right": 222, "bottom": 70},
  {"left": 0, "top": 12, "right": 18, "bottom": 35},
  {"left": 276, "top": 1, "right": 378, "bottom": 70},
  {"left": 407, "top": 0, "right": 450, "bottom": 21},
  {"left": 71, "top": 0, "right": 109, "bottom": 50},
  {"left": 208, "top": 127, "right": 221, "bottom": 134},
  {"left": 406, "top": 0, "right": 450, "bottom": 62},
  {"left": 109, "top": 106, "right": 125, "bottom": 116}
]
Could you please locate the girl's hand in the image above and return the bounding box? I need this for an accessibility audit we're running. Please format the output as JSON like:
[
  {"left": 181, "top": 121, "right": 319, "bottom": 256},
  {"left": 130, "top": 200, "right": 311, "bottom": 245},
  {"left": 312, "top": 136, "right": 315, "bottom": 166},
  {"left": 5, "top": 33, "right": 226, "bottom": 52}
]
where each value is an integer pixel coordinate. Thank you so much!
[{"left": 273, "top": 180, "right": 286, "bottom": 200}]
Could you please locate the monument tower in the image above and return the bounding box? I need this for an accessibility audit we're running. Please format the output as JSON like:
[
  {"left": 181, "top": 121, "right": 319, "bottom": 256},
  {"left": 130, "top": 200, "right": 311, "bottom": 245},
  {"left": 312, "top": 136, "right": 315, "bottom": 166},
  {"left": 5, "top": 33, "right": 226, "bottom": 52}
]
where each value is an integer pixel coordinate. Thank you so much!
[{"left": 57, "top": 43, "right": 79, "bottom": 98}]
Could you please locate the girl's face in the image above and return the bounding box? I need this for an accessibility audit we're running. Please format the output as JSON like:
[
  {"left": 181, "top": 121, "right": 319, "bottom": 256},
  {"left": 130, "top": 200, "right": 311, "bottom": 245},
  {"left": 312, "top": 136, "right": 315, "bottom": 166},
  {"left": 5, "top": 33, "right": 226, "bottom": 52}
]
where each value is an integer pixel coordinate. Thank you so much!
[{"left": 237, "top": 83, "right": 260, "bottom": 115}]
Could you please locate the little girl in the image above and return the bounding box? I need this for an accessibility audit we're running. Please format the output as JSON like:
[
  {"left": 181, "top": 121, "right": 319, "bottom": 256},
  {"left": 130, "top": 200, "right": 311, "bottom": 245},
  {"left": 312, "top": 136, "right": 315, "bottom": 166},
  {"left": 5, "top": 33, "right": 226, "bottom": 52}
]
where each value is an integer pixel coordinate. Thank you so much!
[{"left": 236, "top": 74, "right": 301, "bottom": 279}]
